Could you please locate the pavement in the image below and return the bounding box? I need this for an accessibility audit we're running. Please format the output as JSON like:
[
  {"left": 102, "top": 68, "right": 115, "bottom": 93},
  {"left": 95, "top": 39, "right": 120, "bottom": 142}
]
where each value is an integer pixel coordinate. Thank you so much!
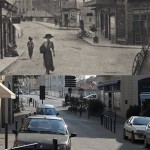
[
  {"left": 0, "top": 21, "right": 142, "bottom": 74},
  {"left": 0, "top": 101, "right": 36, "bottom": 150}
]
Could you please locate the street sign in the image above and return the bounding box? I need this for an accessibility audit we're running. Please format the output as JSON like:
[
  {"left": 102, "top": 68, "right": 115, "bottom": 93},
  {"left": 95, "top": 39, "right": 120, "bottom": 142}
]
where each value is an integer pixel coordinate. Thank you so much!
[{"left": 65, "top": 75, "right": 76, "bottom": 87}]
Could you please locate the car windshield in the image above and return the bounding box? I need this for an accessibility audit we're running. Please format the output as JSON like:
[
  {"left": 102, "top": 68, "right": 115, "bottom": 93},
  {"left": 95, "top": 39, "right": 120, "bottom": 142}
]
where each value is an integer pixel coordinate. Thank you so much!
[
  {"left": 133, "top": 118, "right": 150, "bottom": 125},
  {"left": 37, "top": 108, "right": 56, "bottom": 115},
  {"left": 20, "top": 118, "right": 67, "bottom": 135}
]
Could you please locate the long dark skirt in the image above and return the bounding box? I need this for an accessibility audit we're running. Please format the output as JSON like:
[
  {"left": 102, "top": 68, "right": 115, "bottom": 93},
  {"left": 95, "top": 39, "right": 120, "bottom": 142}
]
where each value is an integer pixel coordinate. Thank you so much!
[
  {"left": 28, "top": 48, "right": 33, "bottom": 58},
  {"left": 43, "top": 51, "right": 54, "bottom": 71}
]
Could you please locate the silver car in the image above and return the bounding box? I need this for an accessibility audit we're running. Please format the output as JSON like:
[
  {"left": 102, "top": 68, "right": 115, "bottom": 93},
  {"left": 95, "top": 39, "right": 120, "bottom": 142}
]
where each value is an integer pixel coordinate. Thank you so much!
[
  {"left": 13, "top": 115, "right": 76, "bottom": 150},
  {"left": 144, "top": 122, "right": 150, "bottom": 148},
  {"left": 123, "top": 116, "right": 150, "bottom": 143}
]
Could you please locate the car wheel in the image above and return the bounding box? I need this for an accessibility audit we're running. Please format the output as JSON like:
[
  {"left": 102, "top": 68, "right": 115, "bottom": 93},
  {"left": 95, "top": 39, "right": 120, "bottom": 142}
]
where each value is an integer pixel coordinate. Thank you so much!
[
  {"left": 144, "top": 137, "right": 149, "bottom": 148},
  {"left": 123, "top": 129, "right": 127, "bottom": 140},
  {"left": 131, "top": 132, "right": 135, "bottom": 143}
]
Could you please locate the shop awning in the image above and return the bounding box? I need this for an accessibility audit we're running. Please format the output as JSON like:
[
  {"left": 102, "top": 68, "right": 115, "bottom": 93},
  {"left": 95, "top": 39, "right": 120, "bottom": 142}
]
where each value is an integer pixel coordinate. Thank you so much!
[
  {"left": 98, "top": 80, "right": 120, "bottom": 89},
  {"left": 13, "top": 24, "right": 21, "bottom": 31},
  {"left": 0, "top": 83, "right": 16, "bottom": 99},
  {"left": 140, "top": 92, "right": 150, "bottom": 101}
]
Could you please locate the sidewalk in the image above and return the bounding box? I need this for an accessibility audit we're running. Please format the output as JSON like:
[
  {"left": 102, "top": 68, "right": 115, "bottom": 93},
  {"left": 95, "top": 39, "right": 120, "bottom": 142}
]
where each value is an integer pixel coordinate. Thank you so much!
[
  {"left": 34, "top": 21, "right": 141, "bottom": 49},
  {"left": 0, "top": 36, "right": 25, "bottom": 73},
  {"left": 0, "top": 105, "right": 36, "bottom": 150}
]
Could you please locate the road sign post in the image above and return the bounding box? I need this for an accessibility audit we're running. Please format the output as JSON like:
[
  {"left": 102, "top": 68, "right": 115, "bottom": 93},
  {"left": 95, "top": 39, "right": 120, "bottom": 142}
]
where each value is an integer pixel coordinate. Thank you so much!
[{"left": 40, "top": 86, "right": 45, "bottom": 104}]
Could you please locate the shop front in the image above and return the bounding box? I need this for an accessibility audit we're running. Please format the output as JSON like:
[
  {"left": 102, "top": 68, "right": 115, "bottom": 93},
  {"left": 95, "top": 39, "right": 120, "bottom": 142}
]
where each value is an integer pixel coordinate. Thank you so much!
[{"left": 98, "top": 80, "right": 121, "bottom": 111}]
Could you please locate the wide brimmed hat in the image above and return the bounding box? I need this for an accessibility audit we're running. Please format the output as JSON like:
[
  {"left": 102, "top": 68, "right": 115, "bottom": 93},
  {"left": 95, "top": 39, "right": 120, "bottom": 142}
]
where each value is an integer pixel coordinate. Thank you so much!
[
  {"left": 43, "top": 34, "right": 54, "bottom": 38},
  {"left": 29, "top": 36, "right": 32, "bottom": 40}
]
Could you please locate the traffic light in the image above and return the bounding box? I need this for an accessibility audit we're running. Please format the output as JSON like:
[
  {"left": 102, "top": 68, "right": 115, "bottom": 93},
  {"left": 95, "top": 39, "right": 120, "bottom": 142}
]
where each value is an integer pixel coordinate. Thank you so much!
[
  {"left": 65, "top": 76, "right": 76, "bottom": 87},
  {"left": 40, "top": 86, "right": 45, "bottom": 100}
]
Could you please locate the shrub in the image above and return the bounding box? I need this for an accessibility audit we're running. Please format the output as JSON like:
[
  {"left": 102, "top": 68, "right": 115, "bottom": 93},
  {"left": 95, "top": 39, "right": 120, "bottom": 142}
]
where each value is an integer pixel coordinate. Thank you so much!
[
  {"left": 126, "top": 105, "right": 141, "bottom": 119},
  {"left": 142, "top": 103, "right": 150, "bottom": 117},
  {"left": 88, "top": 99, "right": 105, "bottom": 116}
]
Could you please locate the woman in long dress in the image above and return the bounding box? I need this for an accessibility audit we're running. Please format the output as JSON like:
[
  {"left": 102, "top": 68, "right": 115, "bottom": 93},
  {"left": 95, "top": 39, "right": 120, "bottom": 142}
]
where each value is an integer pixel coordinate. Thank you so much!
[{"left": 41, "top": 34, "right": 55, "bottom": 74}]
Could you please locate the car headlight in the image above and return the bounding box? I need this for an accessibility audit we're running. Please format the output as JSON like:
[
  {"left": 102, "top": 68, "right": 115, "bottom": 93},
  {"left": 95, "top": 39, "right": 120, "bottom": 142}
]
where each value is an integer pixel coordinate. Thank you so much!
[{"left": 58, "top": 144, "right": 67, "bottom": 150}]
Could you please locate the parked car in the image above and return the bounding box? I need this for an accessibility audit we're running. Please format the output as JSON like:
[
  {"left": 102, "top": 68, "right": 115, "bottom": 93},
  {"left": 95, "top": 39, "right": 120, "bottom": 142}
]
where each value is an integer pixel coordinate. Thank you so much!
[
  {"left": 35, "top": 104, "right": 59, "bottom": 116},
  {"left": 123, "top": 116, "right": 150, "bottom": 143},
  {"left": 13, "top": 115, "right": 76, "bottom": 149},
  {"left": 144, "top": 122, "right": 150, "bottom": 148},
  {"left": 83, "top": 94, "right": 97, "bottom": 101}
]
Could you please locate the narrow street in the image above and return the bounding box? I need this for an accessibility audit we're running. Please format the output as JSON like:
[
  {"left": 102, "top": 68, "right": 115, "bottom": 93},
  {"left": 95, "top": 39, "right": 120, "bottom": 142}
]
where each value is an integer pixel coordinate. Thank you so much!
[
  {"left": 1, "top": 22, "right": 140, "bottom": 75},
  {"left": 7, "top": 94, "right": 145, "bottom": 150}
]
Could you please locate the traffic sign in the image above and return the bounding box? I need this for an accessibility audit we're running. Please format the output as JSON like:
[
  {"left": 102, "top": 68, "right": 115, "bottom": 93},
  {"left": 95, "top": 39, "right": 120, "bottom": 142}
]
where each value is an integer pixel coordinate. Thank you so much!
[{"left": 65, "top": 75, "right": 76, "bottom": 87}]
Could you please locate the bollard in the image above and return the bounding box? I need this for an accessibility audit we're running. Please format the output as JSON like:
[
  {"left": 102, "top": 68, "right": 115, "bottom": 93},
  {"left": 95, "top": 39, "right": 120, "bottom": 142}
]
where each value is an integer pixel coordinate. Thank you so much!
[
  {"left": 22, "top": 118, "right": 24, "bottom": 125},
  {"left": 107, "top": 117, "right": 109, "bottom": 130},
  {"left": 114, "top": 118, "right": 116, "bottom": 133},
  {"left": 15, "top": 120, "right": 18, "bottom": 131},
  {"left": 106, "top": 116, "right": 107, "bottom": 129},
  {"left": 5, "top": 122, "right": 8, "bottom": 149},
  {"left": 53, "top": 138, "right": 58, "bottom": 150},
  {"left": 101, "top": 115, "right": 103, "bottom": 126},
  {"left": 110, "top": 118, "right": 112, "bottom": 131},
  {"left": 26, "top": 115, "right": 28, "bottom": 118},
  {"left": 80, "top": 104, "right": 83, "bottom": 117},
  {"left": 29, "top": 113, "right": 31, "bottom": 116},
  {"left": 114, "top": 111, "right": 116, "bottom": 133},
  {"left": 33, "top": 100, "right": 34, "bottom": 107},
  {"left": 29, "top": 99, "right": 30, "bottom": 106}
]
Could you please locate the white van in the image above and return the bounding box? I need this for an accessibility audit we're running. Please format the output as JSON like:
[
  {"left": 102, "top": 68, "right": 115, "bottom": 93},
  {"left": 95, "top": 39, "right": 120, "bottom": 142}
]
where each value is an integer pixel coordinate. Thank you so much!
[{"left": 36, "top": 104, "right": 59, "bottom": 116}]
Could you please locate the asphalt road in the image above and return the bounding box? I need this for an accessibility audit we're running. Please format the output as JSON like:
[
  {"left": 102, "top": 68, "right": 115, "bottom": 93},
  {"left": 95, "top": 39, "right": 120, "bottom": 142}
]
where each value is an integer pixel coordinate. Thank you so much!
[
  {"left": 1, "top": 22, "right": 140, "bottom": 75},
  {"left": 20, "top": 94, "right": 146, "bottom": 150}
]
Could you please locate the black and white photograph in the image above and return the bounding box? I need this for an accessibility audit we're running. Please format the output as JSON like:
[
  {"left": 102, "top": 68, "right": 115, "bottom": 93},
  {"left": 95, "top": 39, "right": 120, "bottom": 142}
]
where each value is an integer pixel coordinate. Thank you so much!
[{"left": 0, "top": 0, "right": 150, "bottom": 75}]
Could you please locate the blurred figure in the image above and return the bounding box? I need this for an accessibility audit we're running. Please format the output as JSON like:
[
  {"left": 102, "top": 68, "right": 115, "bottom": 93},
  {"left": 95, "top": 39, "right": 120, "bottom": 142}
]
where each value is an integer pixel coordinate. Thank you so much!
[{"left": 27, "top": 37, "right": 34, "bottom": 59}]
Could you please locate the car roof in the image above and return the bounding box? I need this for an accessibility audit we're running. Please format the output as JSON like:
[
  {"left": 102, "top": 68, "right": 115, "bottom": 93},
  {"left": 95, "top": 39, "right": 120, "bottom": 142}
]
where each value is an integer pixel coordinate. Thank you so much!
[
  {"left": 37, "top": 104, "right": 55, "bottom": 109},
  {"left": 130, "top": 116, "right": 150, "bottom": 119},
  {"left": 28, "top": 115, "right": 63, "bottom": 121}
]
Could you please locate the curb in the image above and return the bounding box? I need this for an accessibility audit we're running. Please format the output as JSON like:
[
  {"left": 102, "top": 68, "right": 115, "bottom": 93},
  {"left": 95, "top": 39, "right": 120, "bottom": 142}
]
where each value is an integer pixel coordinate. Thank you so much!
[
  {"left": 33, "top": 21, "right": 78, "bottom": 31},
  {"left": 82, "top": 38, "right": 141, "bottom": 49},
  {"left": 0, "top": 51, "right": 25, "bottom": 74}
]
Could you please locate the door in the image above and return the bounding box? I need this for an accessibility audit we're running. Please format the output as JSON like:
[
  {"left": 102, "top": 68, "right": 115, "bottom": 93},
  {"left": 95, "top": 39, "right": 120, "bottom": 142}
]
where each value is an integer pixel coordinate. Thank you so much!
[{"left": 64, "top": 14, "right": 68, "bottom": 27}]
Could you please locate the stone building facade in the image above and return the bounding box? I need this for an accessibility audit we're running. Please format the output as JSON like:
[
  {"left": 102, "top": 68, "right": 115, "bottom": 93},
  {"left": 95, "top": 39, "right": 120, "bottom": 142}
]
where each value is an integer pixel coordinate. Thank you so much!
[{"left": 85, "top": 0, "right": 150, "bottom": 45}]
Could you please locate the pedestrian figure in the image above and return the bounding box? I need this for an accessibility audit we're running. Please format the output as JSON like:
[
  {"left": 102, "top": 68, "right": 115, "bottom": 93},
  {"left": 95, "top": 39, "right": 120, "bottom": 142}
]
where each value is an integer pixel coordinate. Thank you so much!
[
  {"left": 54, "top": 18, "right": 58, "bottom": 26},
  {"left": 27, "top": 37, "right": 34, "bottom": 59},
  {"left": 40, "top": 34, "right": 55, "bottom": 74},
  {"left": 65, "top": 94, "right": 69, "bottom": 107}
]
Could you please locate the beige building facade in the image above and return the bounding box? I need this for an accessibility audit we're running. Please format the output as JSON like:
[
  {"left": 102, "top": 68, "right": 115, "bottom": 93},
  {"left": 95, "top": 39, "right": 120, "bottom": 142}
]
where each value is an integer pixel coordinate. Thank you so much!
[
  {"left": 0, "top": 75, "right": 16, "bottom": 129},
  {"left": 96, "top": 75, "right": 150, "bottom": 118}
]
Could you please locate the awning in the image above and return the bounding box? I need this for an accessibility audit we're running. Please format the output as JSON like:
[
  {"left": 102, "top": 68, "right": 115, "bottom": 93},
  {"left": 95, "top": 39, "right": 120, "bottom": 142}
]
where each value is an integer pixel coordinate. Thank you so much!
[
  {"left": 140, "top": 92, "right": 150, "bottom": 101},
  {"left": 0, "top": 83, "right": 16, "bottom": 99},
  {"left": 98, "top": 80, "right": 120, "bottom": 89},
  {"left": 13, "top": 24, "right": 21, "bottom": 31}
]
